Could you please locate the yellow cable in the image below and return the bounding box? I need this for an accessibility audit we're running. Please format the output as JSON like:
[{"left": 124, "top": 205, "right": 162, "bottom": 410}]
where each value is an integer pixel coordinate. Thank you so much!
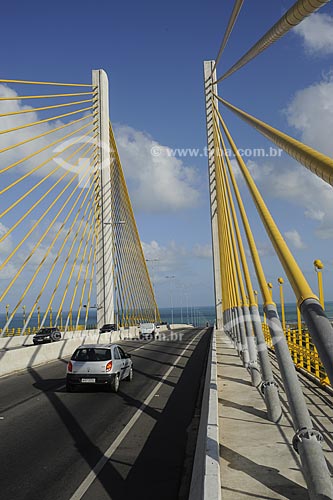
[
  {"left": 0, "top": 106, "right": 93, "bottom": 135},
  {"left": 215, "top": 125, "right": 247, "bottom": 306},
  {"left": 0, "top": 143, "right": 95, "bottom": 272},
  {"left": 0, "top": 137, "right": 95, "bottom": 224},
  {"left": 76, "top": 230, "right": 96, "bottom": 329},
  {"left": 212, "top": 0, "right": 244, "bottom": 73},
  {"left": 216, "top": 116, "right": 256, "bottom": 307},
  {"left": 67, "top": 213, "right": 96, "bottom": 326},
  {"left": 0, "top": 114, "right": 92, "bottom": 155},
  {"left": 0, "top": 92, "right": 94, "bottom": 100},
  {"left": 213, "top": 105, "right": 272, "bottom": 306},
  {"left": 0, "top": 156, "right": 94, "bottom": 303},
  {"left": 0, "top": 128, "right": 95, "bottom": 213},
  {"left": 0, "top": 99, "right": 93, "bottom": 117},
  {"left": 215, "top": 105, "right": 318, "bottom": 306},
  {"left": 20, "top": 174, "right": 95, "bottom": 333},
  {"left": 215, "top": 95, "right": 333, "bottom": 186},
  {"left": 2, "top": 160, "right": 95, "bottom": 329},
  {"left": 84, "top": 242, "right": 97, "bottom": 328},
  {"left": 56, "top": 208, "right": 95, "bottom": 324},
  {"left": 0, "top": 78, "right": 92, "bottom": 87},
  {"left": 215, "top": 0, "right": 330, "bottom": 83},
  {"left": 109, "top": 125, "right": 159, "bottom": 322}
]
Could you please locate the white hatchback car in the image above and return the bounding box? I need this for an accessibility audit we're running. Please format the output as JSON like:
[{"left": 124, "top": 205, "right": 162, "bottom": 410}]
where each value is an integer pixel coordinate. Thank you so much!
[{"left": 66, "top": 344, "right": 133, "bottom": 393}]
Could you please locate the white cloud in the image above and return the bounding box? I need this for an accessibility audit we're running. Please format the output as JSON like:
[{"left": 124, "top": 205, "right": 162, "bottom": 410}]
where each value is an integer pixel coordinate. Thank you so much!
[
  {"left": 142, "top": 239, "right": 214, "bottom": 286},
  {"left": 284, "top": 230, "right": 306, "bottom": 250},
  {"left": 294, "top": 13, "right": 333, "bottom": 55},
  {"left": 285, "top": 74, "right": 333, "bottom": 156},
  {"left": 0, "top": 84, "right": 200, "bottom": 215},
  {"left": 142, "top": 239, "right": 187, "bottom": 274},
  {"left": 0, "top": 84, "right": 94, "bottom": 183},
  {"left": 304, "top": 208, "right": 325, "bottom": 221},
  {"left": 250, "top": 161, "right": 333, "bottom": 239},
  {"left": 244, "top": 74, "right": 333, "bottom": 239},
  {"left": 115, "top": 125, "right": 201, "bottom": 212},
  {"left": 192, "top": 244, "right": 212, "bottom": 259},
  {"left": 0, "top": 222, "right": 13, "bottom": 252},
  {"left": 244, "top": 240, "right": 275, "bottom": 258}
]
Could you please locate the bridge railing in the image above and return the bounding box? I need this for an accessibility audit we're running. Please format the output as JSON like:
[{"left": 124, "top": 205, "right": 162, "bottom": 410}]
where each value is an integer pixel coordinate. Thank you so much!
[{"left": 262, "top": 323, "right": 330, "bottom": 387}]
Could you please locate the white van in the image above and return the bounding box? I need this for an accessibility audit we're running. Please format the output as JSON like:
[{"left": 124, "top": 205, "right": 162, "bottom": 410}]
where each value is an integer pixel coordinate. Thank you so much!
[{"left": 139, "top": 322, "right": 156, "bottom": 340}]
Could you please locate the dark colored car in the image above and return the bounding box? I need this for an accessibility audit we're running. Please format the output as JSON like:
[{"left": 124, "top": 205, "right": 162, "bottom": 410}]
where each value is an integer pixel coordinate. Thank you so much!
[
  {"left": 99, "top": 323, "right": 117, "bottom": 333},
  {"left": 33, "top": 327, "right": 61, "bottom": 345}
]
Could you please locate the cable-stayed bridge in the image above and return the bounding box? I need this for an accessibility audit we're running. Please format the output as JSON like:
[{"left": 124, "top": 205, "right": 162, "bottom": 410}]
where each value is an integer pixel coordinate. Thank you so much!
[
  {"left": 0, "top": 1, "right": 333, "bottom": 499},
  {"left": 0, "top": 70, "right": 159, "bottom": 336}
]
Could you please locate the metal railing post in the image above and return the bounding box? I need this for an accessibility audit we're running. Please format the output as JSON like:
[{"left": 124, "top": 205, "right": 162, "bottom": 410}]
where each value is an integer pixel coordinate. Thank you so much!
[{"left": 266, "top": 303, "right": 333, "bottom": 499}]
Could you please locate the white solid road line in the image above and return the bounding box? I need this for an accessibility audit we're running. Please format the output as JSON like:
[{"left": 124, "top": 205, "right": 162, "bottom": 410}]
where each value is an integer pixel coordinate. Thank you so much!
[{"left": 70, "top": 328, "right": 205, "bottom": 500}]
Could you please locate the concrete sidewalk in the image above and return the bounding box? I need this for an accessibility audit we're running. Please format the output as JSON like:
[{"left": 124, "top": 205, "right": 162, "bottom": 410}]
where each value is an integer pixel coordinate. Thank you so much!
[{"left": 217, "top": 330, "right": 333, "bottom": 499}]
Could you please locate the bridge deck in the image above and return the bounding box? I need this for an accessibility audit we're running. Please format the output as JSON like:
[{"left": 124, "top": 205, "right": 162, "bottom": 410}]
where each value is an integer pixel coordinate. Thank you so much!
[{"left": 217, "top": 330, "right": 333, "bottom": 500}]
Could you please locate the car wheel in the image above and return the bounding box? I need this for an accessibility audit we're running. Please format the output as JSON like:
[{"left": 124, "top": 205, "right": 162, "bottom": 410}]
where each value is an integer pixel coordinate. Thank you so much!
[
  {"left": 125, "top": 367, "right": 133, "bottom": 382},
  {"left": 110, "top": 373, "right": 120, "bottom": 393}
]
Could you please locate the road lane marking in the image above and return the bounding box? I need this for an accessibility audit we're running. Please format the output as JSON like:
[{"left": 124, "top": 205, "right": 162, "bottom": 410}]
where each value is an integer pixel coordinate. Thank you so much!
[{"left": 70, "top": 329, "right": 205, "bottom": 500}]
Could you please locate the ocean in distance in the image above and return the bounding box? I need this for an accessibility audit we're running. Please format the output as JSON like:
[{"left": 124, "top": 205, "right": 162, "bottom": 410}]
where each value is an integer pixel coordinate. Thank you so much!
[{"left": 1, "top": 302, "right": 333, "bottom": 330}]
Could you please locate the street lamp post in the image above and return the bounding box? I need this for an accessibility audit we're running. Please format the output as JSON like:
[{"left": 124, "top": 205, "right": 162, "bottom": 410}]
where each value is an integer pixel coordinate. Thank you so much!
[
  {"left": 314, "top": 259, "right": 324, "bottom": 309},
  {"left": 265, "top": 283, "right": 273, "bottom": 325},
  {"left": 146, "top": 258, "right": 159, "bottom": 323},
  {"left": 186, "top": 293, "right": 189, "bottom": 324},
  {"left": 177, "top": 284, "right": 186, "bottom": 324},
  {"left": 267, "top": 282, "right": 273, "bottom": 300},
  {"left": 104, "top": 220, "right": 126, "bottom": 330},
  {"left": 22, "top": 305, "right": 26, "bottom": 327},
  {"left": 278, "top": 277, "right": 286, "bottom": 331},
  {"left": 165, "top": 275, "right": 175, "bottom": 325},
  {"left": 37, "top": 306, "right": 41, "bottom": 329},
  {"left": 180, "top": 297, "right": 183, "bottom": 323}
]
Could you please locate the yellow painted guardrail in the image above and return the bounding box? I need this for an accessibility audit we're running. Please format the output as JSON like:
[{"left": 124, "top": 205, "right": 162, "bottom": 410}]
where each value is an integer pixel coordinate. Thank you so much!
[
  {"left": 0, "top": 324, "right": 88, "bottom": 337},
  {"left": 262, "top": 323, "right": 330, "bottom": 387}
]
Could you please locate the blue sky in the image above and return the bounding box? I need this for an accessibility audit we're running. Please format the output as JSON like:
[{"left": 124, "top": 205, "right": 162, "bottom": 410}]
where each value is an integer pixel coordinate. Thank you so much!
[{"left": 0, "top": 0, "right": 333, "bottom": 311}]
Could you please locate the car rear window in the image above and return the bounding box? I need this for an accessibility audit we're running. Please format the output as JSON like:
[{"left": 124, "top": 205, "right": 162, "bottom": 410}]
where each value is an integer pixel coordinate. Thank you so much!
[{"left": 72, "top": 348, "right": 111, "bottom": 362}]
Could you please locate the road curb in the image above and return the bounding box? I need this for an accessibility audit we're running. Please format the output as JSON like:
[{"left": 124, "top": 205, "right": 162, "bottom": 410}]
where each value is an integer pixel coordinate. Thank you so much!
[{"left": 189, "top": 327, "right": 221, "bottom": 500}]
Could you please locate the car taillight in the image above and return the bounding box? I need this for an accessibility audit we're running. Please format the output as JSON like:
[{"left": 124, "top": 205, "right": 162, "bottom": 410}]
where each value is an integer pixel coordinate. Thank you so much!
[
  {"left": 67, "top": 361, "right": 73, "bottom": 373},
  {"left": 106, "top": 361, "right": 112, "bottom": 372}
]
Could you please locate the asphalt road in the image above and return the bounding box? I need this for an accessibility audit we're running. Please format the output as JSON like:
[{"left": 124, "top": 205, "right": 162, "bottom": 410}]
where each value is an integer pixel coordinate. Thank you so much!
[{"left": 0, "top": 327, "right": 211, "bottom": 500}]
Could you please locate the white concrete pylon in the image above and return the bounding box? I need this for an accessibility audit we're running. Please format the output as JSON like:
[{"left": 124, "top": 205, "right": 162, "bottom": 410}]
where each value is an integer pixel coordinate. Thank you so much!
[
  {"left": 204, "top": 61, "right": 223, "bottom": 330},
  {"left": 92, "top": 69, "right": 114, "bottom": 328}
]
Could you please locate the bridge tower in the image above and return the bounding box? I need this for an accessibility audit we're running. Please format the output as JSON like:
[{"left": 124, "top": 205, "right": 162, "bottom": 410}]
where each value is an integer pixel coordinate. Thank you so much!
[
  {"left": 204, "top": 60, "right": 223, "bottom": 330},
  {"left": 92, "top": 70, "right": 115, "bottom": 329}
]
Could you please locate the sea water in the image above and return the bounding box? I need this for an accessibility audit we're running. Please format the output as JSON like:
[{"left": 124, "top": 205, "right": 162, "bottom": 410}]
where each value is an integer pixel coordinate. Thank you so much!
[{"left": 2, "top": 302, "right": 332, "bottom": 330}]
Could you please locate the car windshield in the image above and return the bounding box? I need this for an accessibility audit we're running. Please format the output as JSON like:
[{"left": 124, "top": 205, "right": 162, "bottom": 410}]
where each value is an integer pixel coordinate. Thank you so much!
[
  {"left": 140, "top": 323, "right": 154, "bottom": 328},
  {"left": 71, "top": 348, "right": 111, "bottom": 362}
]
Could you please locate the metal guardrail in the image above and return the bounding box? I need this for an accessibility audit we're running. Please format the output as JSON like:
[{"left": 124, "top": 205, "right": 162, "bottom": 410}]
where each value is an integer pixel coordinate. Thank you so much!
[
  {"left": 262, "top": 323, "right": 330, "bottom": 387},
  {"left": 0, "top": 324, "right": 97, "bottom": 337}
]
